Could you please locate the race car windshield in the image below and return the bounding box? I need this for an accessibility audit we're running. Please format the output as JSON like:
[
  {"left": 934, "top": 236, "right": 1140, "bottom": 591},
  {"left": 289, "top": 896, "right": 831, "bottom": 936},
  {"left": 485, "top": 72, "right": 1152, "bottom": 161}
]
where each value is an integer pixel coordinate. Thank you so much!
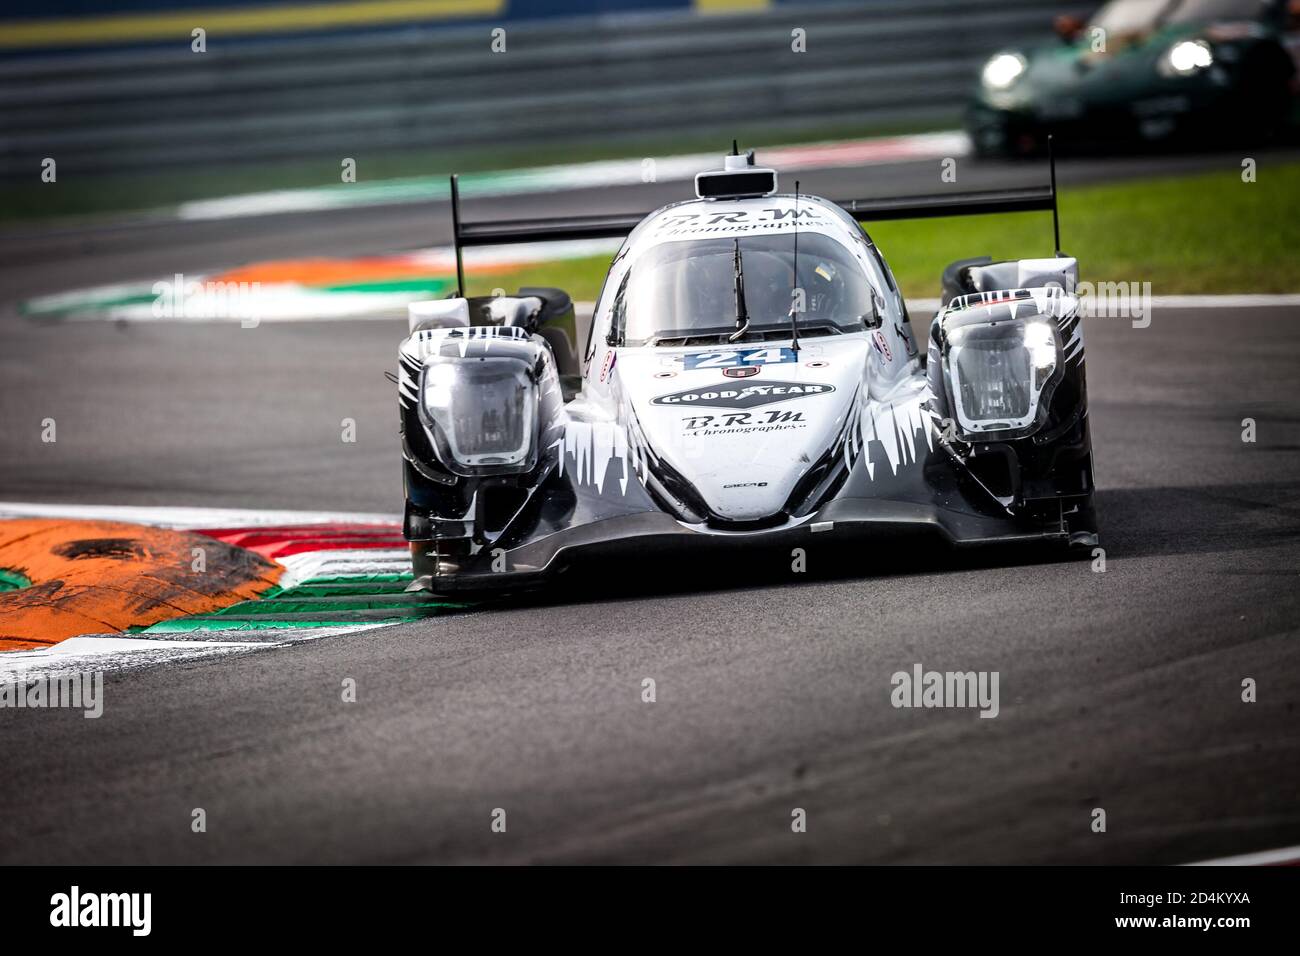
[
  {"left": 1089, "top": 0, "right": 1167, "bottom": 34},
  {"left": 1090, "top": 0, "right": 1268, "bottom": 34},
  {"left": 1163, "top": 0, "right": 1273, "bottom": 25},
  {"left": 617, "top": 232, "right": 876, "bottom": 346}
]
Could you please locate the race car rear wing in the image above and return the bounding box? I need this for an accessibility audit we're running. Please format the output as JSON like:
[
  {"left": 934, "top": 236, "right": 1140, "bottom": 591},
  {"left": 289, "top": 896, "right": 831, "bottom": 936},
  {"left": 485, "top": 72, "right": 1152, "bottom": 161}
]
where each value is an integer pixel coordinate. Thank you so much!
[{"left": 448, "top": 139, "right": 1062, "bottom": 294}]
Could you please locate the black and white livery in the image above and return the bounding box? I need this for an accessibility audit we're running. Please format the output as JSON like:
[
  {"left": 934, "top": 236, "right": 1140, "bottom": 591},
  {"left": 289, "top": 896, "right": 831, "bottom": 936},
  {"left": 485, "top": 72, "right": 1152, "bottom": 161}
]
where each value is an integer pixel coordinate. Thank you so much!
[{"left": 397, "top": 149, "right": 1097, "bottom": 592}]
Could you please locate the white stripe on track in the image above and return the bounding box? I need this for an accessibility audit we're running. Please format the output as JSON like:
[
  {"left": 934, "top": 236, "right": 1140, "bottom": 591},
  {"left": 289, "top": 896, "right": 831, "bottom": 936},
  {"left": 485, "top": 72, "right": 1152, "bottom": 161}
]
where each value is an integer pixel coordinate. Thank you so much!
[
  {"left": 0, "top": 501, "right": 400, "bottom": 529},
  {"left": 1186, "top": 844, "right": 1300, "bottom": 866},
  {"left": 0, "top": 625, "right": 396, "bottom": 679},
  {"left": 1137, "top": 294, "right": 1300, "bottom": 308},
  {"left": 0, "top": 636, "right": 258, "bottom": 681},
  {"left": 277, "top": 548, "right": 412, "bottom": 588},
  {"left": 906, "top": 294, "right": 1300, "bottom": 315},
  {"left": 175, "top": 131, "right": 970, "bottom": 222}
]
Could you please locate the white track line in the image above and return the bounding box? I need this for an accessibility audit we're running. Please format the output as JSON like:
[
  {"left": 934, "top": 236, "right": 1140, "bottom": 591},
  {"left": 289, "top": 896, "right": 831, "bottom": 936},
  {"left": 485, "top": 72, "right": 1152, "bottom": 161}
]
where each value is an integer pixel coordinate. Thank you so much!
[
  {"left": 1136, "top": 294, "right": 1300, "bottom": 307},
  {"left": 0, "top": 501, "right": 399, "bottom": 529},
  {"left": 176, "top": 131, "right": 971, "bottom": 222},
  {"left": 905, "top": 294, "right": 1300, "bottom": 315},
  {"left": 1186, "top": 844, "right": 1300, "bottom": 866},
  {"left": 0, "top": 625, "right": 397, "bottom": 679},
  {"left": 0, "top": 636, "right": 257, "bottom": 681}
]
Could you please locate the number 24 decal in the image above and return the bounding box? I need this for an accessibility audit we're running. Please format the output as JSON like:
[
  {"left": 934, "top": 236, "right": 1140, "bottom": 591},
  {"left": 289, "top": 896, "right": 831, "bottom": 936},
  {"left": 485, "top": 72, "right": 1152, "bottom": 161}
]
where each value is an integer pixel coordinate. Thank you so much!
[{"left": 683, "top": 347, "right": 795, "bottom": 370}]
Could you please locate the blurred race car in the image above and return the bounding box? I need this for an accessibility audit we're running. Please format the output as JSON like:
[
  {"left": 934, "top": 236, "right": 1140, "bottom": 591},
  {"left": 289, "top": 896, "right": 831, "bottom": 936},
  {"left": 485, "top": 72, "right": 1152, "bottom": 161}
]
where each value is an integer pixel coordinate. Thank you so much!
[
  {"left": 969, "top": 0, "right": 1300, "bottom": 155},
  {"left": 396, "top": 150, "right": 1097, "bottom": 594}
]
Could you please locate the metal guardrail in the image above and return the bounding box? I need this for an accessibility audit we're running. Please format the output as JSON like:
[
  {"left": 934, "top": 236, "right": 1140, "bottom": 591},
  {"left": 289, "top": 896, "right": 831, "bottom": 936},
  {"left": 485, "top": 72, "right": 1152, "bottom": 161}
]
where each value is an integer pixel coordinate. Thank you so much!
[{"left": 0, "top": 0, "right": 1090, "bottom": 179}]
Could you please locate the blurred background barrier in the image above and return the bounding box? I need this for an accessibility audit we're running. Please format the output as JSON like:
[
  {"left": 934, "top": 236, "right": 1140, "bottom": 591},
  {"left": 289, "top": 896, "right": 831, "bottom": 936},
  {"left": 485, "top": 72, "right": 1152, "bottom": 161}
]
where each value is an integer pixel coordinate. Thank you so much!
[{"left": 0, "top": 0, "right": 1089, "bottom": 180}]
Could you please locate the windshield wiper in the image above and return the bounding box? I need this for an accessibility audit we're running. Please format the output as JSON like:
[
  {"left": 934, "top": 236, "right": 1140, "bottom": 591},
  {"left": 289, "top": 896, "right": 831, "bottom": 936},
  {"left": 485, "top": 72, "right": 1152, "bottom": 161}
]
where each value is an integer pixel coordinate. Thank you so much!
[{"left": 729, "top": 237, "right": 750, "bottom": 343}]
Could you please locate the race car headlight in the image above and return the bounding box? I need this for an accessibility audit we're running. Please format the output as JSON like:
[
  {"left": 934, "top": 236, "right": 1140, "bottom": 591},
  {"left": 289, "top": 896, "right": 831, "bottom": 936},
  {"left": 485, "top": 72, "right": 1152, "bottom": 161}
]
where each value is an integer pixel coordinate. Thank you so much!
[
  {"left": 1159, "top": 39, "right": 1214, "bottom": 76},
  {"left": 419, "top": 358, "right": 539, "bottom": 475},
  {"left": 982, "top": 52, "right": 1027, "bottom": 90},
  {"left": 944, "top": 317, "right": 1061, "bottom": 440}
]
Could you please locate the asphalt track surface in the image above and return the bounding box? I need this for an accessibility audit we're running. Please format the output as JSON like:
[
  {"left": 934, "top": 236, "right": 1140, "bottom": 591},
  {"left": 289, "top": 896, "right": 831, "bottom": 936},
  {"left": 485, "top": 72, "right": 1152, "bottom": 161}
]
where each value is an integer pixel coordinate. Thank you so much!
[{"left": 1, "top": 149, "right": 1299, "bottom": 863}]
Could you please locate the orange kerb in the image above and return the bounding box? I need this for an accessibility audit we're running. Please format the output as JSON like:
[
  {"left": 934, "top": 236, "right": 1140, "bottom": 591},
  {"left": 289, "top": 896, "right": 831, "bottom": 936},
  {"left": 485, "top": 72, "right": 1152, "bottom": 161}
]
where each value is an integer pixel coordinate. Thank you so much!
[{"left": 0, "top": 519, "right": 281, "bottom": 652}]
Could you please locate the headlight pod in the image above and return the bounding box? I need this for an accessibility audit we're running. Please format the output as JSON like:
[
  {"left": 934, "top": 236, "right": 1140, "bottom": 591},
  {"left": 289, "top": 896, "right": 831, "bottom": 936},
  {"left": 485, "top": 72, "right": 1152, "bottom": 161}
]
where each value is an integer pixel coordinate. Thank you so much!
[
  {"left": 1159, "top": 39, "right": 1214, "bottom": 77},
  {"left": 419, "top": 357, "right": 539, "bottom": 476},
  {"left": 943, "top": 316, "right": 1061, "bottom": 441},
  {"left": 982, "top": 52, "right": 1027, "bottom": 90}
]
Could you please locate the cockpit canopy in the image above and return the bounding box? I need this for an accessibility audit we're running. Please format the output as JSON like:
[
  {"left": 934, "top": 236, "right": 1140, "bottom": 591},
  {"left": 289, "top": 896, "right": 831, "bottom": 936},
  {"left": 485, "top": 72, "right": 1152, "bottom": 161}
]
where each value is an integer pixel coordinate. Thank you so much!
[{"left": 613, "top": 232, "right": 879, "bottom": 347}]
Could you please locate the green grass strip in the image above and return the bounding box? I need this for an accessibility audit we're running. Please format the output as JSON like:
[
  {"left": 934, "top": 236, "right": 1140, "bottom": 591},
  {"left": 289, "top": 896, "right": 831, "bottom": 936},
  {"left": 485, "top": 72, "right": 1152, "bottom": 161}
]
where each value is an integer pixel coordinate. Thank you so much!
[
  {"left": 0, "top": 568, "right": 32, "bottom": 592},
  {"left": 143, "top": 618, "right": 397, "bottom": 632},
  {"left": 297, "top": 573, "right": 413, "bottom": 585},
  {"left": 137, "top": 576, "right": 467, "bottom": 633},
  {"left": 212, "top": 597, "right": 450, "bottom": 615},
  {"left": 868, "top": 160, "right": 1300, "bottom": 297},
  {"left": 321, "top": 278, "right": 453, "bottom": 295}
]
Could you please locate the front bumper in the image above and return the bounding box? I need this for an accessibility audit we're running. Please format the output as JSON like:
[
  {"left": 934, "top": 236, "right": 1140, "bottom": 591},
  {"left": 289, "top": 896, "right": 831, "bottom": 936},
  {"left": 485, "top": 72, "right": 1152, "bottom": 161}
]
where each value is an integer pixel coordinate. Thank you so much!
[{"left": 408, "top": 494, "right": 1095, "bottom": 593}]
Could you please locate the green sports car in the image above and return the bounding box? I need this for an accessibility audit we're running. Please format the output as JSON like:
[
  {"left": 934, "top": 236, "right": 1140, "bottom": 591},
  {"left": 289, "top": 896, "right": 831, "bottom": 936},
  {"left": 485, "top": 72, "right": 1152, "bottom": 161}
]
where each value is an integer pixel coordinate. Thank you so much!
[{"left": 968, "top": 0, "right": 1300, "bottom": 154}]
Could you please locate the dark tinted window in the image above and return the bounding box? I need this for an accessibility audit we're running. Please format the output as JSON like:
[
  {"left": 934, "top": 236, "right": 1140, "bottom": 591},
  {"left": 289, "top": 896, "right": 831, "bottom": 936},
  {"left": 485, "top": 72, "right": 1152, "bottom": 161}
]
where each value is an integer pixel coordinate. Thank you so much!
[{"left": 617, "top": 233, "right": 875, "bottom": 345}]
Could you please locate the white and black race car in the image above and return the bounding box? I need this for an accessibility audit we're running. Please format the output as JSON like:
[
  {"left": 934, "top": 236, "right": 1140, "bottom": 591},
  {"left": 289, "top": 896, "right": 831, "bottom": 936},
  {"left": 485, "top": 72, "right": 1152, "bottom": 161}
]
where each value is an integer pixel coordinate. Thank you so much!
[{"left": 396, "top": 148, "right": 1097, "bottom": 593}]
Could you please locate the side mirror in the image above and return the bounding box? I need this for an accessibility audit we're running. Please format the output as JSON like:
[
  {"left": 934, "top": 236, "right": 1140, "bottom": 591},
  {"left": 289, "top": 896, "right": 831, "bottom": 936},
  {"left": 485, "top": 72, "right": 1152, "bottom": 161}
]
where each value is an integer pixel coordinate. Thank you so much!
[{"left": 1053, "top": 14, "right": 1084, "bottom": 42}]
